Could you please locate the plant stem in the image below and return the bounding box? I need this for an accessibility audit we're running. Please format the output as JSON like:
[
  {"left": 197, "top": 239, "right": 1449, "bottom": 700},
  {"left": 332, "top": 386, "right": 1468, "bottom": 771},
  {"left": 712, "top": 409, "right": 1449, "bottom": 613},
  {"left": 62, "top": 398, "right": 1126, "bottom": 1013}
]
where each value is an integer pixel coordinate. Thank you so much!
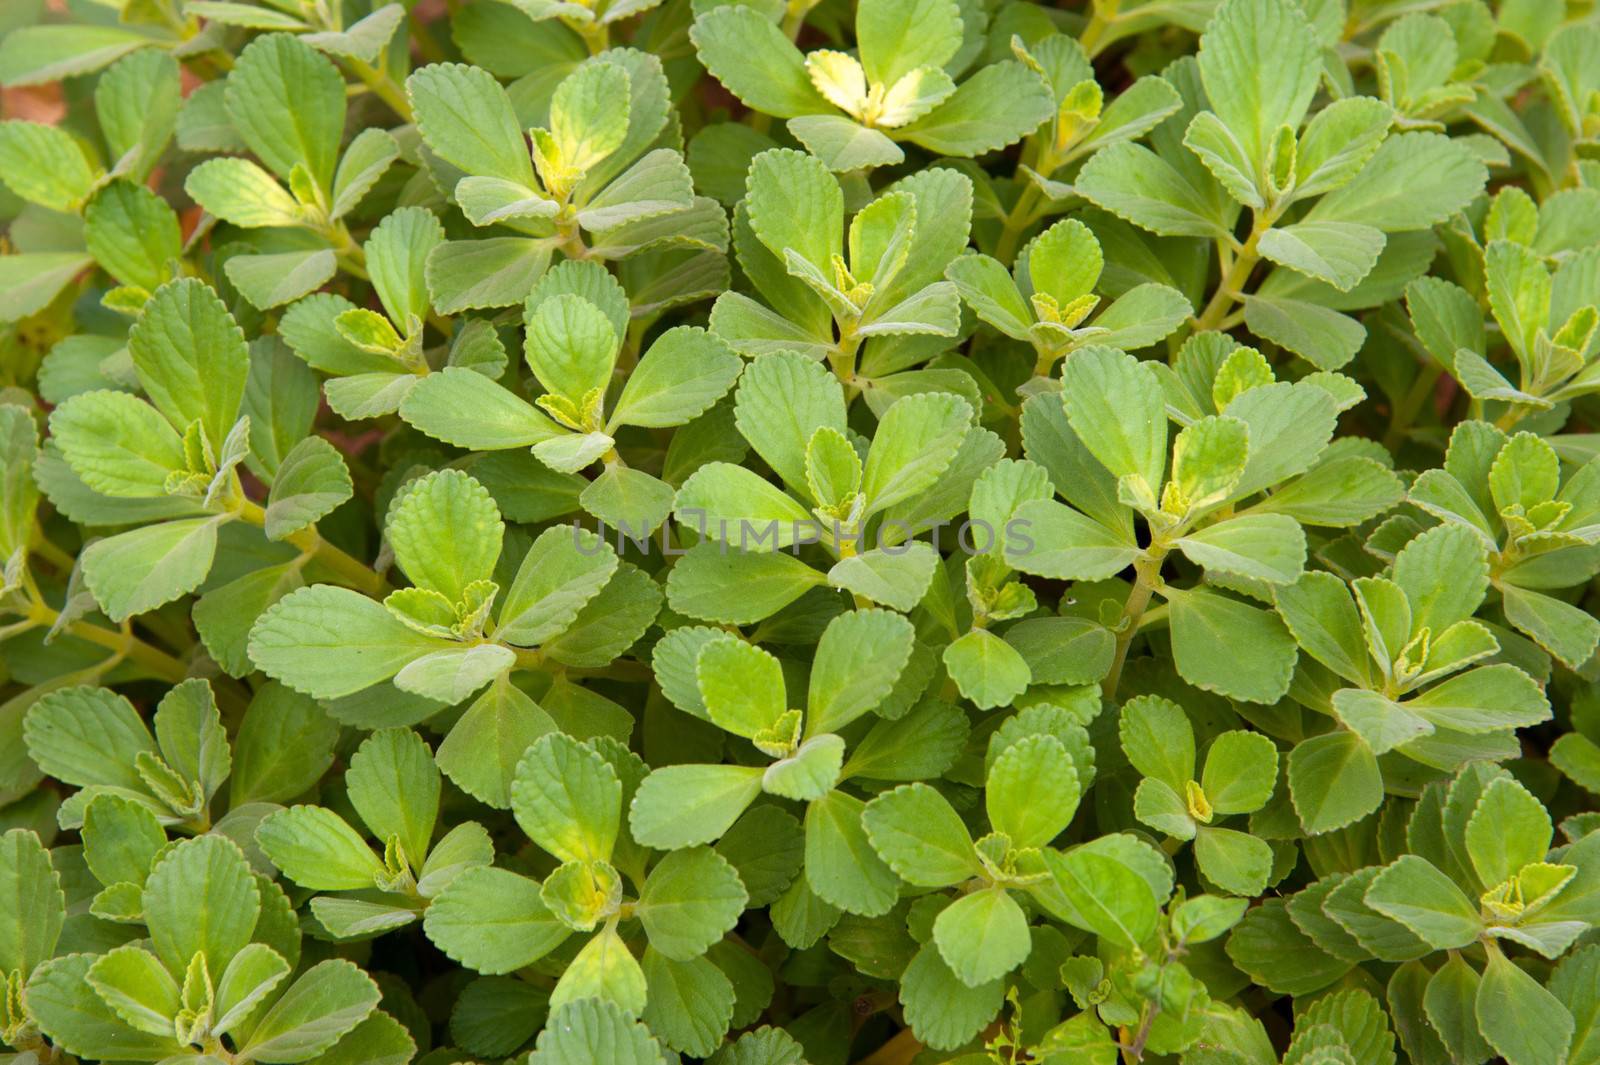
[
  {"left": 1383, "top": 360, "right": 1443, "bottom": 453},
  {"left": 235, "top": 500, "right": 388, "bottom": 597},
  {"left": 1193, "top": 213, "right": 1271, "bottom": 333},
  {"left": 994, "top": 180, "right": 1044, "bottom": 265},
  {"left": 1079, "top": 0, "right": 1119, "bottom": 57},
  {"left": 28, "top": 605, "right": 190, "bottom": 683},
  {"left": 345, "top": 58, "right": 414, "bottom": 122},
  {"left": 1103, "top": 550, "right": 1165, "bottom": 700}
]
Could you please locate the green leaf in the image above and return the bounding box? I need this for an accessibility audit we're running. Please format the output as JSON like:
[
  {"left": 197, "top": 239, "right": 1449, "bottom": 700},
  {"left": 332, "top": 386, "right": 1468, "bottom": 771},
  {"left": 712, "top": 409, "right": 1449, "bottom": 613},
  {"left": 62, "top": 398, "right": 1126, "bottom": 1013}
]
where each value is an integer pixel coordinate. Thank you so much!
[
  {"left": 0, "top": 828, "right": 64, "bottom": 976},
  {"left": 1464, "top": 776, "right": 1551, "bottom": 888},
  {"left": 400, "top": 368, "right": 564, "bottom": 451},
  {"left": 229, "top": 683, "right": 339, "bottom": 807},
  {"left": 988, "top": 734, "right": 1079, "bottom": 848},
  {"left": 808, "top": 609, "right": 914, "bottom": 734},
  {"left": 1194, "top": 825, "right": 1273, "bottom": 896},
  {"left": 238, "top": 959, "right": 380, "bottom": 1064},
  {"left": 1308, "top": 132, "right": 1487, "bottom": 233},
  {"left": 690, "top": 8, "right": 823, "bottom": 120},
  {"left": 49, "top": 390, "right": 184, "bottom": 498},
  {"left": 130, "top": 277, "right": 250, "bottom": 452},
  {"left": 745, "top": 148, "right": 842, "bottom": 274},
  {"left": 898, "top": 943, "right": 1005, "bottom": 1051},
  {"left": 264, "top": 436, "right": 353, "bottom": 541},
  {"left": 1288, "top": 731, "right": 1383, "bottom": 835},
  {"left": 667, "top": 544, "right": 826, "bottom": 625},
  {"left": 144, "top": 835, "right": 259, "bottom": 975},
  {"left": 224, "top": 34, "right": 346, "bottom": 190},
  {"left": 257, "top": 805, "right": 384, "bottom": 889},
  {"left": 933, "top": 887, "right": 1030, "bottom": 987},
  {"left": 1201, "top": 730, "right": 1277, "bottom": 814},
  {"left": 387, "top": 469, "right": 503, "bottom": 604},
  {"left": 861, "top": 392, "right": 972, "bottom": 515},
  {"left": 82, "top": 516, "right": 225, "bottom": 623},
  {"left": 185, "top": 158, "right": 302, "bottom": 228},
  {"left": 629, "top": 764, "right": 765, "bottom": 849},
  {"left": 249, "top": 585, "right": 450, "bottom": 699},
  {"left": 0, "top": 120, "right": 99, "bottom": 213},
  {"left": 636, "top": 847, "right": 748, "bottom": 960},
  {"left": 1365, "top": 855, "right": 1481, "bottom": 949},
  {"left": 84, "top": 180, "right": 181, "bottom": 292},
  {"left": 1062, "top": 345, "right": 1166, "bottom": 502},
  {"left": 1476, "top": 949, "right": 1575, "bottom": 1065},
  {"left": 1196, "top": 0, "right": 1319, "bottom": 171},
  {"left": 86, "top": 944, "right": 181, "bottom": 1036},
  {"left": 943, "top": 628, "right": 1031, "bottom": 711},
  {"left": 640, "top": 949, "right": 735, "bottom": 1057},
  {"left": 528, "top": 997, "right": 663, "bottom": 1064},
  {"left": 898, "top": 61, "right": 1053, "bottom": 157},
  {"left": 861, "top": 783, "right": 977, "bottom": 887},
  {"left": 610, "top": 327, "right": 742, "bottom": 429},
  {"left": 347, "top": 728, "right": 438, "bottom": 873},
  {"left": 1119, "top": 694, "right": 1195, "bottom": 793},
  {"left": 512, "top": 734, "right": 621, "bottom": 865},
  {"left": 1174, "top": 512, "right": 1307, "bottom": 584},
  {"left": 1076, "top": 142, "right": 1230, "bottom": 239},
  {"left": 424, "top": 866, "right": 571, "bottom": 974},
  {"left": 26, "top": 954, "right": 184, "bottom": 1062},
  {"left": 1257, "top": 222, "right": 1386, "bottom": 292},
  {"left": 804, "top": 789, "right": 901, "bottom": 916},
  {"left": 1166, "top": 586, "right": 1298, "bottom": 704}
]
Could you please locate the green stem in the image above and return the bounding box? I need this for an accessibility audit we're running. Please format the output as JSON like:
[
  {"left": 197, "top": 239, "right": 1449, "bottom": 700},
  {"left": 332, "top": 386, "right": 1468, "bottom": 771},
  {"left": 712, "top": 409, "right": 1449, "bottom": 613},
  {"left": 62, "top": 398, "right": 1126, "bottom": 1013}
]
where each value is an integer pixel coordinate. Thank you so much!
[
  {"left": 236, "top": 500, "right": 388, "bottom": 596},
  {"left": 1102, "top": 550, "right": 1166, "bottom": 701},
  {"left": 1193, "top": 218, "right": 1267, "bottom": 333},
  {"left": 345, "top": 58, "right": 414, "bottom": 122},
  {"left": 1079, "top": 0, "right": 1119, "bottom": 57},
  {"left": 28, "top": 606, "right": 190, "bottom": 683},
  {"left": 994, "top": 180, "right": 1045, "bottom": 266},
  {"left": 1382, "top": 360, "right": 1444, "bottom": 453}
]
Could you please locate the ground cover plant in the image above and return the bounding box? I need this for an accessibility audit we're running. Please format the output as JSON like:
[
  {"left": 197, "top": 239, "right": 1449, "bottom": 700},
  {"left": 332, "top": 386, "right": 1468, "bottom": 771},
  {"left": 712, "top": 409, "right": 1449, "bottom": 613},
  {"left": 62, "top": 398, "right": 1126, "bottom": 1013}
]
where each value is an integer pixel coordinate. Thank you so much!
[{"left": 2, "top": 0, "right": 1600, "bottom": 1061}]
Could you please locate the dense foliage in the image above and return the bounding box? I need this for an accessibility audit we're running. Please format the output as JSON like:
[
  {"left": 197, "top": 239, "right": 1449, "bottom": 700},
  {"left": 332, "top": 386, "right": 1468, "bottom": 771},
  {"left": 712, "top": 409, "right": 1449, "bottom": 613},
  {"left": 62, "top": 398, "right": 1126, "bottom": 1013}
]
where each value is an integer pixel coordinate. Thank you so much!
[{"left": 2, "top": 0, "right": 1600, "bottom": 1061}]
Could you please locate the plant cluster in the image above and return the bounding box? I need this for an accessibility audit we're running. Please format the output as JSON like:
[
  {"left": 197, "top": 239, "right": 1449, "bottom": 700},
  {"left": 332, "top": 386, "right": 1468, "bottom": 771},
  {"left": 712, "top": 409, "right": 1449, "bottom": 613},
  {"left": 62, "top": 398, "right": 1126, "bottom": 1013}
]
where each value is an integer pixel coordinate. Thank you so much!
[{"left": 2, "top": 0, "right": 1600, "bottom": 1062}]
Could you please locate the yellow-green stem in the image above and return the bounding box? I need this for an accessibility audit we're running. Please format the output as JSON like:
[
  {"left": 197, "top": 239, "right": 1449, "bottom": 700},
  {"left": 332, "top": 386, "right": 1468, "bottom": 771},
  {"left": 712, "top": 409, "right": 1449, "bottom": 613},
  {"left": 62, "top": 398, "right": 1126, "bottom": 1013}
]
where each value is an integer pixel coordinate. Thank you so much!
[
  {"left": 236, "top": 500, "right": 388, "bottom": 596},
  {"left": 1102, "top": 550, "right": 1166, "bottom": 700}
]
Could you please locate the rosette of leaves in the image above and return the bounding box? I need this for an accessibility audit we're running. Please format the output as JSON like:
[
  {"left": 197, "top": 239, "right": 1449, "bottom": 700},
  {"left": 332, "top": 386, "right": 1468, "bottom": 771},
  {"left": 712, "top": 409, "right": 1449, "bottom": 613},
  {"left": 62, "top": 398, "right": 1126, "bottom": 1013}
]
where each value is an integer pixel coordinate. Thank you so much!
[
  {"left": 1117, "top": 695, "right": 1279, "bottom": 895},
  {"left": 1232, "top": 765, "right": 1600, "bottom": 1065},
  {"left": 23, "top": 681, "right": 230, "bottom": 835},
  {"left": 1537, "top": 23, "right": 1600, "bottom": 184},
  {"left": 690, "top": 0, "right": 1052, "bottom": 172},
  {"left": 25, "top": 833, "right": 412, "bottom": 1065},
  {"left": 1272, "top": 524, "right": 1552, "bottom": 835},
  {"left": 1410, "top": 423, "right": 1600, "bottom": 669},
  {"left": 946, "top": 217, "right": 1191, "bottom": 378},
  {"left": 398, "top": 261, "right": 743, "bottom": 537},
  {"left": 663, "top": 352, "right": 987, "bottom": 624},
  {"left": 1406, "top": 234, "right": 1600, "bottom": 429},
  {"left": 275, "top": 207, "right": 508, "bottom": 420},
  {"left": 255, "top": 728, "right": 492, "bottom": 939},
  {"left": 1075, "top": 0, "right": 1487, "bottom": 372},
  {"left": 40, "top": 277, "right": 368, "bottom": 652},
  {"left": 17, "top": 679, "right": 337, "bottom": 844},
  {"left": 708, "top": 150, "right": 975, "bottom": 404},
  {"left": 0, "top": 49, "right": 181, "bottom": 321},
  {"left": 992, "top": 32, "right": 1182, "bottom": 260},
  {"left": 406, "top": 51, "right": 712, "bottom": 312},
  {"left": 1007, "top": 343, "right": 1367, "bottom": 705},
  {"left": 424, "top": 733, "right": 748, "bottom": 1053},
  {"left": 182, "top": 34, "right": 404, "bottom": 310},
  {"left": 860, "top": 708, "right": 1092, "bottom": 989},
  {"left": 1370, "top": 11, "right": 1492, "bottom": 130},
  {"left": 181, "top": 1, "right": 412, "bottom": 95},
  {"left": 247, "top": 468, "right": 658, "bottom": 717},
  {"left": 630, "top": 608, "right": 970, "bottom": 919}
]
